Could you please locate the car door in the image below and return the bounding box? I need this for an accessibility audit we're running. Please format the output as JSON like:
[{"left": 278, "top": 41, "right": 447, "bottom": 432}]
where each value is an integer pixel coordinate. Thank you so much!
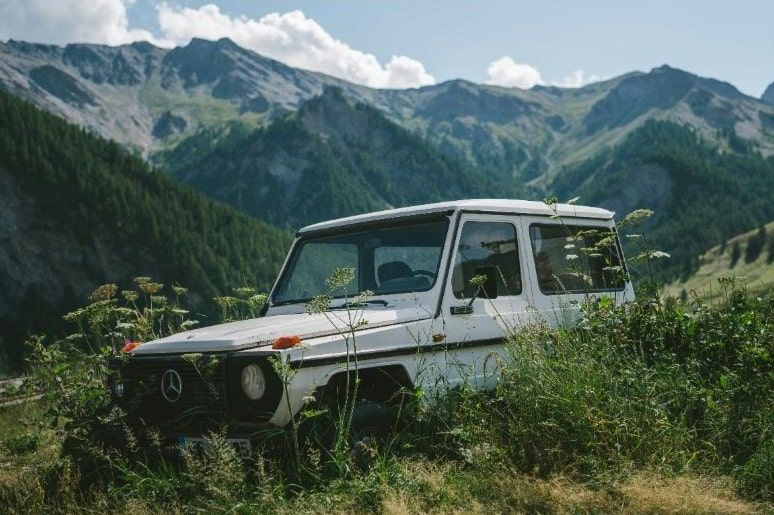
[
  {"left": 520, "top": 215, "right": 630, "bottom": 327},
  {"left": 427, "top": 213, "right": 534, "bottom": 390}
]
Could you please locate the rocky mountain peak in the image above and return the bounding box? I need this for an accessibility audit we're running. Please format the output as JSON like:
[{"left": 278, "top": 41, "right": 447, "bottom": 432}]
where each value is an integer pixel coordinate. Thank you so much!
[{"left": 763, "top": 82, "right": 774, "bottom": 106}]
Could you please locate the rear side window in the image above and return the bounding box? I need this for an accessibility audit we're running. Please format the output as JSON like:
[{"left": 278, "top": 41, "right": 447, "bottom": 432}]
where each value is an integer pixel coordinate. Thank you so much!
[
  {"left": 530, "top": 224, "right": 625, "bottom": 294},
  {"left": 452, "top": 221, "right": 522, "bottom": 299}
]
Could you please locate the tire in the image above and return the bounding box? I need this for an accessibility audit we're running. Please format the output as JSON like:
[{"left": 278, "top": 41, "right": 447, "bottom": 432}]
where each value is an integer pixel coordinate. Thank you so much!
[
  {"left": 349, "top": 400, "right": 395, "bottom": 441},
  {"left": 348, "top": 400, "right": 396, "bottom": 471}
]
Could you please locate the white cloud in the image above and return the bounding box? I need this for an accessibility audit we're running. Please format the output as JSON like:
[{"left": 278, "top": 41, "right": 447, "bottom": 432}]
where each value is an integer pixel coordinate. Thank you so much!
[
  {"left": 0, "top": 0, "right": 158, "bottom": 46},
  {"left": 552, "top": 70, "right": 601, "bottom": 88},
  {"left": 486, "top": 56, "right": 601, "bottom": 90},
  {"left": 485, "top": 56, "right": 544, "bottom": 89},
  {"left": 155, "top": 5, "right": 435, "bottom": 89}
]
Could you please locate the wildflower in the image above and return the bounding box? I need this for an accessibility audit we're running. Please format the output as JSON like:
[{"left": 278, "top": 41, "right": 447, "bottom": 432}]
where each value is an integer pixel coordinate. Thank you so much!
[
  {"left": 249, "top": 294, "right": 268, "bottom": 307},
  {"left": 214, "top": 296, "right": 239, "bottom": 308},
  {"left": 233, "top": 286, "right": 257, "bottom": 298},
  {"left": 172, "top": 285, "right": 188, "bottom": 296},
  {"left": 139, "top": 282, "right": 163, "bottom": 295},
  {"left": 326, "top": 267, "right": 356, "bottom": 290},
  {"left": 620, "top": 208, "right": 654, "bottom": 227},
  {"left": 307, "top": 294, "right": 332, "bottom": 314},
  {"left": 134, "top": 276, "right": 151, "bottom": 285},
  {"left": 182, "top": 353, "right": 204, "bottom": 365},
  {"left": 90, "top": 283, "right": 118, "bottom": 302},
  {"left": 122, "top": 290, "right": 139, "bottom": 302}
]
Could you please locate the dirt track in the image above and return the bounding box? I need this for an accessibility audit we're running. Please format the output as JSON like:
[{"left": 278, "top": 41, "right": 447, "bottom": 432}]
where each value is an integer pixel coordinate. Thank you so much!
[{"left": 0, "top": 377, "right": 40, "bottom": 408}]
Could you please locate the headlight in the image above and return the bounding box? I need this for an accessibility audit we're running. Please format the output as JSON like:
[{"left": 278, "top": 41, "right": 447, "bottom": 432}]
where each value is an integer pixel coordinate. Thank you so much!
[
  {"left": 113, "top": 382, "right": 125, "bottom": 398},
  {"left": 240, "top": 364, "right": 266, "bottom": 400}
]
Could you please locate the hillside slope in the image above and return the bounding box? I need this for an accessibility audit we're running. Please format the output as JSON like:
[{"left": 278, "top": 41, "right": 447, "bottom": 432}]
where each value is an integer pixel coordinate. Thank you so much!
[
  {"left": 0, "top": 91, "right": 290, "bottom": 369},
  {"left": 666, "top": 221, "right": 774, "bottom": 299}
]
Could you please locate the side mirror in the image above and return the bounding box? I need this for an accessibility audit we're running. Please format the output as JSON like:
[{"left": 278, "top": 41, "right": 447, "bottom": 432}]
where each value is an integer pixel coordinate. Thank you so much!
[
  {"left": 450, "top": 265, "right": 500, "bottom": 315},
  {"left": 474, "top": 265, "right": 499, "bottom": 299}
]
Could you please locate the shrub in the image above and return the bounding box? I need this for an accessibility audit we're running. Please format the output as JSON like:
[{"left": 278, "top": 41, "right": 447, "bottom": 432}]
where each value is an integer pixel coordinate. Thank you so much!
[
  {"left": 744, "top": 226, "right": 767, "bottom": 263},
  {"left": 2, "top": 433, "right": 39, "bottom": 455},
  {"left": 736, "top": 438, "right": 774, "bottom": 500}
]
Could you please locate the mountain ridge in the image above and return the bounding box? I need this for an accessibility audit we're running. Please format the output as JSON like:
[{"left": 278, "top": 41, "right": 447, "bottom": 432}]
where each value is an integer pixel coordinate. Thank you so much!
[{"left": 2, "top": 37, "right": 773, "bottom": 177}]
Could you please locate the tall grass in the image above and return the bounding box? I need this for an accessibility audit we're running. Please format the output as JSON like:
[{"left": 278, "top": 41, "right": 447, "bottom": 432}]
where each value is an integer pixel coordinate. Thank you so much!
[{"left": 0, "top": 276, "right": 771, "bottom": 512}]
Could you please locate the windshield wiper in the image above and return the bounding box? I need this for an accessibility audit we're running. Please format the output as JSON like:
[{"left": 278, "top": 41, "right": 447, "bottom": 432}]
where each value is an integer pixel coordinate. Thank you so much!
[{"left": 329, "top": 299, "right": 389, "bottom": 310}]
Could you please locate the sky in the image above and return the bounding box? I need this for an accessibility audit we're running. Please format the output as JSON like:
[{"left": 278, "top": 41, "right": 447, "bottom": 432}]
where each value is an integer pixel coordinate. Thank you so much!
[{"left": 0, "top": 0, "right": 772, "bottom": 96}]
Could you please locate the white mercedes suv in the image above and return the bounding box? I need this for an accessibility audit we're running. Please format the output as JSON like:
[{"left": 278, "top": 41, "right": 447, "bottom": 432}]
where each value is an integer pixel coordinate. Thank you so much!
[{"left": 110, "top": 199, "right": 634, "bottom": 448}]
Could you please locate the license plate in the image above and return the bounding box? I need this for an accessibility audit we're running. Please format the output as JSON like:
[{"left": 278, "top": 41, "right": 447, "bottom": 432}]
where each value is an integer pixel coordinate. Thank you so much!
[{"left": 177, "top": 436, "right": 252, "bottom": 458}]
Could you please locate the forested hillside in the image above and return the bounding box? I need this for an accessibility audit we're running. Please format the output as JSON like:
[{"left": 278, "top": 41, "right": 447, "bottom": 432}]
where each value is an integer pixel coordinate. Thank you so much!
[
  {"left": 156, "top": 88, "right": 511, "bottom": 228},
  {"left": 0, "top": 91, "right": 290, "bottom": 370},
  {"left": 551, "top": 121, "right": 774, "bottom": 280}
]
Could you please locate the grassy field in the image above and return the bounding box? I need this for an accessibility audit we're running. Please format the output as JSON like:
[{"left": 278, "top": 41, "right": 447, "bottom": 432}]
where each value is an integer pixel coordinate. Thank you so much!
[
  {"left": 0, "top": 279, "right": 771, "bottom": 513},
  {"left": 0, "top": 400, "right": 768, "bottom": 513},
  {"left": 666, "top": 221, "right": 774, "bottom": 301}
]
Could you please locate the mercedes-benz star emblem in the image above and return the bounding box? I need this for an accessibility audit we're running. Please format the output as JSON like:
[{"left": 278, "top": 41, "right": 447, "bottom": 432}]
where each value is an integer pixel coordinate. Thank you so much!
[{"left": 161, "top": 369, "right": 183, "bottom": 403}]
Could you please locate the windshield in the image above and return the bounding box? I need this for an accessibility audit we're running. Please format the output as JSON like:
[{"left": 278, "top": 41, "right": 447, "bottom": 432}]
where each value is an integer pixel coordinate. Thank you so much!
[{"left": 272, "top": 217, "right": 450, "bottom": 305}]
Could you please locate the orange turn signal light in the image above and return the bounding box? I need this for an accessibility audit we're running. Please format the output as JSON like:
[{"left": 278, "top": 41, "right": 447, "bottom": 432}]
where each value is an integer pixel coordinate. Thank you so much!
[
  {"left": 272, "top": 335, "right": 302, "bottom": 349},
  {"left": 121, "top": 340, "right": 142, "bottom": 353}
]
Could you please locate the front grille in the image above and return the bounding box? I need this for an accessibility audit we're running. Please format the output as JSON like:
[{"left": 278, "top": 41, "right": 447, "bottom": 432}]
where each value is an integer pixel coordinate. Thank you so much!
[{"left": 115, "top": 354, "right": 229, "bottom": 429}]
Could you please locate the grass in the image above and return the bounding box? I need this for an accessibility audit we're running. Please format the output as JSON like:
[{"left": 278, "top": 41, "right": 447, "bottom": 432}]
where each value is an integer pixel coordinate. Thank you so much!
[
  {"left": 666, "top": 221, "right": 774, "bottom": 301},
  {"left": 0, "top": 424, "right": 766, "bottom": 514},
  {"left": 0, "top": 399, "right": 766, "bottom": 515},
  {"left": 0, "top": 277, "right": 771, "bottom": 513}
]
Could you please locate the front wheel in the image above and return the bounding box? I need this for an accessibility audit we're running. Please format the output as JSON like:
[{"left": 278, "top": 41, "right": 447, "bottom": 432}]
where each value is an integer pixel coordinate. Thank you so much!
[{"left": 349, "top": 400, "right": 396, "bottom": 470}]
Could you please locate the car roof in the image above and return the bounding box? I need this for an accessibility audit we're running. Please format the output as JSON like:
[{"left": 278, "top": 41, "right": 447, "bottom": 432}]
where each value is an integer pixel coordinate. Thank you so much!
[{"left": 298, "top": 199, "right": 615, "bottom": 234}]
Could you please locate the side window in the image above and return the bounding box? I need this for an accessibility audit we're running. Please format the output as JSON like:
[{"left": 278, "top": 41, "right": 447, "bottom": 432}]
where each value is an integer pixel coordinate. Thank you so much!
[
  {"left": 530, "top": 224, "right": 625, "bottom": 294},
  {"left": 452, "top": 221, "right": 522, "bottom": 299}
]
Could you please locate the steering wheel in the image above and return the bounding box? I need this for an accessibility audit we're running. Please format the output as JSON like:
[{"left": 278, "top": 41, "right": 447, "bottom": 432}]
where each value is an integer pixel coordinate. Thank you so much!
[{"left": 412, "top": 269, "right": 437, "bottom": 279}]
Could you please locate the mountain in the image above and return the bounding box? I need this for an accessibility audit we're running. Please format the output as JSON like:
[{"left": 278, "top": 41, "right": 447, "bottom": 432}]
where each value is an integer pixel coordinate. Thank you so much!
[
  {"left": 0, "top": 91, "right": 290, "bottom": 370},
  {"left": 763, "top": 82, "right": 774, "bottom": 106},
  {"left": 155, "top": 87, "right": 512, "bottom": 228},
  {"left": 0, "top": 38, "right": 378, "bottom": 154},
  {"left": 2, "top": 38, "right": 773, "bottom": 180}
]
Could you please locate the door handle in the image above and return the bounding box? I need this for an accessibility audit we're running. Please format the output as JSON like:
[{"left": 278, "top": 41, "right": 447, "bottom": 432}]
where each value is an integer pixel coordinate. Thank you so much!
[{"left": 450, "top": 305, "right": 473, "bottom": 315}]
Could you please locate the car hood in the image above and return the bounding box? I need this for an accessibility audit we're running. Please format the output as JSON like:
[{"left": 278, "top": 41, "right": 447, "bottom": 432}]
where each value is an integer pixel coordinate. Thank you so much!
[{"left": 131, "top": 306, "right": 431, "bottom": 355}]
